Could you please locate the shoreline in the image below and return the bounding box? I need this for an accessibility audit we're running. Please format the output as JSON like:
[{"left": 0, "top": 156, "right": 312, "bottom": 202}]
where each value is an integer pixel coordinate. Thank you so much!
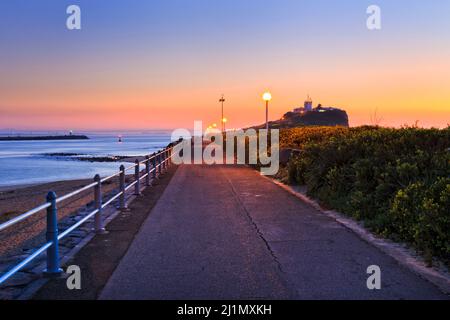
[{"left": 0, "top": 155, "right": 146, "bottom": 193}]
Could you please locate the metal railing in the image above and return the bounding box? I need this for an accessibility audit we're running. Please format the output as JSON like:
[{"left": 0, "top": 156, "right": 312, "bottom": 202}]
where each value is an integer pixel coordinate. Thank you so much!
[{"left": 0, "top": 143, "right": 178, "bottom": 285}]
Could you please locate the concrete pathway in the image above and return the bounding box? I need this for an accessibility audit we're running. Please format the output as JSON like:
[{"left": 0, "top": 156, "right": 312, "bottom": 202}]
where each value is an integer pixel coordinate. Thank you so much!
[{"left": 100, "top": 165, "right": 448, "bottom": 300}]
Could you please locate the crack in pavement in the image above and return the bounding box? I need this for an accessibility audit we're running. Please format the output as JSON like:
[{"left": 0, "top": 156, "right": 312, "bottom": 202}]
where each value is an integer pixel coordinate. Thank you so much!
[{"left": 220, "top": 167, "right": 285, "bottom": 275}]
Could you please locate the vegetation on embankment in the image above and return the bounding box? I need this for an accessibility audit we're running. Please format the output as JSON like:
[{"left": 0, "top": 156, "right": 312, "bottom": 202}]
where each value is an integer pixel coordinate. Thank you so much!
[{"left": 279, "top": 126, "right": 450, "bottom": 266}]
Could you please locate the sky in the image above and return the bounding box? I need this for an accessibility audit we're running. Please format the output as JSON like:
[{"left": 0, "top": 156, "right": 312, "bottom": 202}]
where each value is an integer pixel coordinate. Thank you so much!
[{"left": 0, "top": 0, "right": 449, "bottom": 131}]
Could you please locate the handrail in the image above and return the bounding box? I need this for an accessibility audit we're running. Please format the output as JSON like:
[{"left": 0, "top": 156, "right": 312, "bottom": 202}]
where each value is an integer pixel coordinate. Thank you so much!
[
  {"left": 100, "top": 171, "right": 121, "bottom": 184},
  {"left": 0, "top": 142, "right": 179, "bottom": 286},
  {"left": 0, "top": 203, "right": 51, "bottom": 232},
  {"left": 121, "top": 149, "right": 169, "bottom": 172},
  {"left": 56, "top": 182, "right": 98, "bottom": 204},
  {"left": 101, "top": 191, "right": 123, "bottom": 209},
  {"left": 0, "top": 242, "right": 53, "bottom": 284},
  {"left": 58, "top": 209, "right": 100, "bottom": 240},
  {"left": 124, "top": 180, "right": 138, "bottom": 192},
  {"left": 124, "top": 163, "right": 138, "bottom": 172}
]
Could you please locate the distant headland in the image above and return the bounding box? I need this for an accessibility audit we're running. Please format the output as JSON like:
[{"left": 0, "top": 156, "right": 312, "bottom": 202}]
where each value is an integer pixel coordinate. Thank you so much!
[
  {"left": 0, "top": 135, "right": 89, "bottom": 141},
  {"left": 256, "top": 96, "right": 349, "bottom": 129}
]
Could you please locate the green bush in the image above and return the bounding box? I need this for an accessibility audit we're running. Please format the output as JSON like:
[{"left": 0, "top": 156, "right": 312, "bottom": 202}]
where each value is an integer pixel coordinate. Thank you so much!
[
  {"left": 282, "top": 126, "right": 450, "bottom": 264},
  {"left": 391, "top": 178, "right": 450, "bottom": 263}
]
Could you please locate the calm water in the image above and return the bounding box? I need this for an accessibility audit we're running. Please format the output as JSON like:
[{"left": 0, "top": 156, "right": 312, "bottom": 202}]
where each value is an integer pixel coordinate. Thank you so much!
[{"left": 0, "top": 132, "right": 172, "bottom": 187}]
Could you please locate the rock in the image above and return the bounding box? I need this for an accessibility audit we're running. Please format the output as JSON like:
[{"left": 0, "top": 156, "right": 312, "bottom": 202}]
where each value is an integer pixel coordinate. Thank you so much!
[
  {"left": 67, "top": 230, "right": 87, "bottom": 238},
  {"left": 60, "top": 237, "right": 82, "bottom": 248},
  {"left": 0, "top": 272, "right": 38, "bottom": 288}
]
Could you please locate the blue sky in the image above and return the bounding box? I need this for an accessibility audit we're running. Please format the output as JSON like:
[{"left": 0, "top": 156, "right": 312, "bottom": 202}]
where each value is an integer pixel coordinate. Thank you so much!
[{"left": 0, "top": 0, "right": 449, "bottom": 129}]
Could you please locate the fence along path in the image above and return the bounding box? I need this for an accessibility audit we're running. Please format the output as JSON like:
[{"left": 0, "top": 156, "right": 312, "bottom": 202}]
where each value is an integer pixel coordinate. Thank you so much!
[{"left": 0, "top": 143, "right": 178, "bottom": 286}]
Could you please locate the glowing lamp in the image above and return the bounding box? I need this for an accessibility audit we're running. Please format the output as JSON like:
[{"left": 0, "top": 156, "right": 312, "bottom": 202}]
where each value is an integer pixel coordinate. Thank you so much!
[{"left": 262, "top": 92, "right": 272, "bottom": 102}]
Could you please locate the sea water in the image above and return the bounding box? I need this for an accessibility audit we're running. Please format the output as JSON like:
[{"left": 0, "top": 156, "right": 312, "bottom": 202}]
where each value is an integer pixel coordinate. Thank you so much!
[{"left": 0, "top": 131, "right": 172, "bottom": 188}]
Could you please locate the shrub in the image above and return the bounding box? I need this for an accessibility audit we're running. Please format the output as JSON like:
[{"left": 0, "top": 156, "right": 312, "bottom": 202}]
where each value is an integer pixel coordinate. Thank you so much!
[
  {"left": 281, "top": 126, "right": 450, "bottom": 264},
  {"left": 391, "top": 178, "right": 450, "bottom": 264}
]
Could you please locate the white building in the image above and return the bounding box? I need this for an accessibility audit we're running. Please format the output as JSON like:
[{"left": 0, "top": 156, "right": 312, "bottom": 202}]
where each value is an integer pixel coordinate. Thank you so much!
[
  {"left": 304, "top": 95, "right": 313, "bottom": 112},
  {"left": 293, "top": 95, "right": 313, "bottom": 113}
]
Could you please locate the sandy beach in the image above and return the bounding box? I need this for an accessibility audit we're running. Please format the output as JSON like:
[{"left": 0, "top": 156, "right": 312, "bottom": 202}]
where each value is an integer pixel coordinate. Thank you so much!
[
  {"left": 0, "top": 179, "right": 93, "bottom": 221},
  {"left": 0, "top": 178, "right": 122, "bottom": 259}
]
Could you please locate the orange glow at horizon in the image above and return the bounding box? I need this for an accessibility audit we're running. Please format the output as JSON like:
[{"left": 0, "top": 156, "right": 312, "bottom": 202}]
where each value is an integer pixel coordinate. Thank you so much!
[
  {"left": 1, "top": 42, "right": 449, "bottom": 131},
  {"left": 1, "top": 88, "right": 449, "bottom": 131},
  {"left": 1, "top": 78, "right": 448, "bottom": 131}
]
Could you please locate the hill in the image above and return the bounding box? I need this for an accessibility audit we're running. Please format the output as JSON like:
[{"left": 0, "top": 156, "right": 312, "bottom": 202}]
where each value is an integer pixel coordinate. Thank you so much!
[{"left": 256, "top": 106, "right": 349, "bottom": 129}]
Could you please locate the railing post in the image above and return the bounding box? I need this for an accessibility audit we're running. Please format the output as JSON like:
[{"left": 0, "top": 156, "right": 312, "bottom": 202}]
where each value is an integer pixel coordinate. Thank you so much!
[
  {"left": 151, "top": 154, "right": 157, "bottom": 181},
  {"left": 162, "top": 149, "right": 166, "bottom": 172},
  {"left": 165, "top": 149, "right": 169, "bottom": 168},
  {"left": 164, "top": 148, "right": 169, "bottom": 171},
  {"left": 166, "top": 149, "right": 169, "bottom": 168},
  {"left": 119, "top": 165, "right": 128, "bottom": 211},
  {"left": 145, "top": 155, "right": 151, "bottom": 186},
  {"left": 167, "top": 148, "right": 171, "bottom": 167},
  {"left": 157, "top": 153, "right": 162, "bottom": 176},
  {"left": 44, "top": 191, "right": 63, "bottom": 277},
  {"left": 94, "top": 174, "right": 106, "bottom": 234},
  {"left": 134, "top": 159, "right": 141, "bottom": 195}
]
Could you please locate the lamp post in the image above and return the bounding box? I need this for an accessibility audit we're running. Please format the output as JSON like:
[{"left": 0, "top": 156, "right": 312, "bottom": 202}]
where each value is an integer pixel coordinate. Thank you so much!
[
  {"left": 222, "top": 117, "right": 228, "bottom": 132},
  {"left": 219, "top": 95, "right": 225, "bottom": 132},
  {"left": 262, "top": 92, "right": 272, "bottom": 131}
]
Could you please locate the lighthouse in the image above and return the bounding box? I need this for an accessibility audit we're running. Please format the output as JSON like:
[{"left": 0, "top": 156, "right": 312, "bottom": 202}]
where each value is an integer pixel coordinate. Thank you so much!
[{"left": 304, "top": 95, "right": 313, "bottom": 112}]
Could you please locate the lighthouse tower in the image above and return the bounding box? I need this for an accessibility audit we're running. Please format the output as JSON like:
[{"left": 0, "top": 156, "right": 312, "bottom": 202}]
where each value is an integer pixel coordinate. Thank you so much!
[{"left": 304, "top": 95, "right": 313, "bottom": 112}]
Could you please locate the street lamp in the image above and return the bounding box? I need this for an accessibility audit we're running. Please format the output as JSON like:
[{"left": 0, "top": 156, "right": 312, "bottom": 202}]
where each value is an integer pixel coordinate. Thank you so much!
[
  {"left": 222, "top": 117, "right": 228, "bottom": 132},
  {"left": 219, "top": 95, "right": 226, "bottom": 132},
  {"left": 262, "top": 92, "right": 272, "bottom": 131}
]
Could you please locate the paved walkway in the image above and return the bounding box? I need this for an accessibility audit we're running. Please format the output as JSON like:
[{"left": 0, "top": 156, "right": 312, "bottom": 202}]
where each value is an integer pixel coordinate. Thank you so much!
[{"left": 100, "top": 165, "right": 448, "bottom": 300}]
